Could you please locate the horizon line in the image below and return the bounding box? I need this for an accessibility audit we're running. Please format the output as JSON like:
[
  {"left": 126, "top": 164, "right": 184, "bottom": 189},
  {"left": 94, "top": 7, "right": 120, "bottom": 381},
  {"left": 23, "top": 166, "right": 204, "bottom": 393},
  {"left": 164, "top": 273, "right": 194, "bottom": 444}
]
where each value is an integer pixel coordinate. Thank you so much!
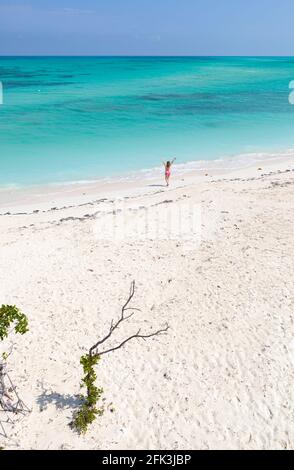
[{"left": 1, "top": 54, "right": 294, "bottom": 58}]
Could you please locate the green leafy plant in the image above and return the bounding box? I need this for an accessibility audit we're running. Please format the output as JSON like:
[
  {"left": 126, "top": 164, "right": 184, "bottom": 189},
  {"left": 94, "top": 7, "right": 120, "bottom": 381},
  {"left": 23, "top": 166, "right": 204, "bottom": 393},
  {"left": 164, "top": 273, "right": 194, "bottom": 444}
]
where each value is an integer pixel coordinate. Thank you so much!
[
  {"left": 72, "top": 353, "right": 104, "bottom": 434},
  {"left": 0, "top": 304, "right": 30, "bottom": 437},
  {"left": 0, "top": 305, "right": 29, "bottom": 341},
  {"left": 72, "top": 281, "right": 169, "bottom": 434}
]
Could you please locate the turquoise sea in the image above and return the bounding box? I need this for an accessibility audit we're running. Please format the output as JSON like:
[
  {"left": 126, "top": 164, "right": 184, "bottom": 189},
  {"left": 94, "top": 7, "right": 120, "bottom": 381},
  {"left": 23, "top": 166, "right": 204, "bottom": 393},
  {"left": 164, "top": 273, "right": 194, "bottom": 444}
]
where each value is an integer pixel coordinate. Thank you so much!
[{"left": 0, "top": 56, "right": 294, "bottom": 187}]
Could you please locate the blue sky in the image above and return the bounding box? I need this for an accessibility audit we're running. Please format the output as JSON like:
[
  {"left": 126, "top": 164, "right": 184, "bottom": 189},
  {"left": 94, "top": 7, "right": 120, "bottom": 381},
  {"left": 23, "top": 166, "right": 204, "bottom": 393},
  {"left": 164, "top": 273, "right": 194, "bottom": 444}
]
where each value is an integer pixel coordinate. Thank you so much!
[{"left": 0, "top": 0, "right": 293, "bottom": 55}]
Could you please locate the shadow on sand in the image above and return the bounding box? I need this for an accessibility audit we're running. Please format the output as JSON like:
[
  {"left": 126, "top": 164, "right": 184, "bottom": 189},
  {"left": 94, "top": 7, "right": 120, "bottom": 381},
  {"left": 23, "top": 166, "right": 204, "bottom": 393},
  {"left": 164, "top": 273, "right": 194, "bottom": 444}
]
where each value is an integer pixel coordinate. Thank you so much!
[
  {"left": 37, "top": 392, "right": 82, "bottom": 411},
  {"left": 148, "top": 184, "right": 166, "bottom": 188}
]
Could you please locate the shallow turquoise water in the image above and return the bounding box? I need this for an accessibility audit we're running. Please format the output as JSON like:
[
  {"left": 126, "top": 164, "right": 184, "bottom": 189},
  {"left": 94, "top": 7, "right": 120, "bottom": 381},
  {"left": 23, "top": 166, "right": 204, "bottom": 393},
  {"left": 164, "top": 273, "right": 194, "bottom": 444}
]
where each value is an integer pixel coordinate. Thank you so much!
[{"left": 0, "top": 56, "right": 294, "bottom": 186}]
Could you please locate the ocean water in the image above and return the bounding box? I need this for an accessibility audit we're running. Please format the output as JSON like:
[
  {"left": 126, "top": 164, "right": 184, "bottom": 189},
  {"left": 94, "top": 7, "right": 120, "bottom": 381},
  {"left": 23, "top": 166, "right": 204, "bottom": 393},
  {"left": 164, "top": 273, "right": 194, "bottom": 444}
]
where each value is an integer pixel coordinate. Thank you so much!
[{"left": 0, "top": 56, "right": 294, "bottom": 187}]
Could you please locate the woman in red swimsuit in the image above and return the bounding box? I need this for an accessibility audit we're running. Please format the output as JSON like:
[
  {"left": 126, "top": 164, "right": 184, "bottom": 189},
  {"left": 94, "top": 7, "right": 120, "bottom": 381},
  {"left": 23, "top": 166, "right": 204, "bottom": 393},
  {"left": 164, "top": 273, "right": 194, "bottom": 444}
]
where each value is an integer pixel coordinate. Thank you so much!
[{"left": 163, "top": 158, "right": 176, "bottom": 187}]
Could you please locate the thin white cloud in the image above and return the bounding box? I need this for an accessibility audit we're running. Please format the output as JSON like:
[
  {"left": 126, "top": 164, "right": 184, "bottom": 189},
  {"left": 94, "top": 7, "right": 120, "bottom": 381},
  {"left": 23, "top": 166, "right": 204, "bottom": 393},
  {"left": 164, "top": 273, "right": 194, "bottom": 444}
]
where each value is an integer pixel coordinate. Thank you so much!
[{"left": 61, "top": 8, "right": 94, "bottom": 15}]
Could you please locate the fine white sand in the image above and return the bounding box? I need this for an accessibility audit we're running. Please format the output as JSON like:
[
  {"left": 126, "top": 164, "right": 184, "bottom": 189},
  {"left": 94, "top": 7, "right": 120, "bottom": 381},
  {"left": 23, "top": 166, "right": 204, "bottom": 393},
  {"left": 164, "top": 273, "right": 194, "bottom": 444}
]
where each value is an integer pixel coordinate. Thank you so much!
[{"left": 0, "top": 154, "right": 294, "bottom": 450}]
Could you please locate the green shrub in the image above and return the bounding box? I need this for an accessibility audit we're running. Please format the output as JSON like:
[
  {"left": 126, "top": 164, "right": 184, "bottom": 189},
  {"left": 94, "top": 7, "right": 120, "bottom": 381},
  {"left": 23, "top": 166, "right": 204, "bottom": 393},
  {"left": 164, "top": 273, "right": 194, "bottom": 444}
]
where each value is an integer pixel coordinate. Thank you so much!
[
  {"left": 0, "top": 305, "right": 29, "bottom": 341},
  {"left": 71, "top": 282, "right": 168, "bottom": 435},
  {"left": 72, "top": 354, "right": 104, "bottom": 434}
]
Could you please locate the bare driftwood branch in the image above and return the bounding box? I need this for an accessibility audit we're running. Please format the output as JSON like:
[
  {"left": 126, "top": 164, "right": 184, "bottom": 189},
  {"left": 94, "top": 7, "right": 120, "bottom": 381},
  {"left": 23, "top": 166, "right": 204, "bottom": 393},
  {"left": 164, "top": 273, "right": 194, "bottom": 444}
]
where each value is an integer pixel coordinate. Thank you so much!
[
  {"left": 72, "top": 281, "right": 169, "bottom": 434},
  {"left": 98, "top": 324, "right": 169, "bottom": 357},
  {"left": 0, "top": 358, "right": 30, "bottom": 438},
  {"left": 89, "top": 281, "right": 169, "bottom": 357}
]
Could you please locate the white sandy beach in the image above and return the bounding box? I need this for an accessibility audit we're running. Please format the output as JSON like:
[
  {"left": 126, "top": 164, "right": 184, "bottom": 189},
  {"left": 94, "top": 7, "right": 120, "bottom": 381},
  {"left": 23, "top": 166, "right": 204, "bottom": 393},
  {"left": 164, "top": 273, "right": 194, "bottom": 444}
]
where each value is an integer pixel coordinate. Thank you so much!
[{"left": 0, "top": 154, "right": 294, "bottom": 450}]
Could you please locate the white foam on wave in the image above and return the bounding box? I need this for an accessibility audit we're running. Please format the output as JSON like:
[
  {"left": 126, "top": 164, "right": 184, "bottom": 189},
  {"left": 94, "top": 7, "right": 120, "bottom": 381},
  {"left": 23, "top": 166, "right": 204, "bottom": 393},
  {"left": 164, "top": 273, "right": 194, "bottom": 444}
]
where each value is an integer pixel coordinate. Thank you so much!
[
  {"left": 1, "top": 147, "right": 294, "bottom": 193},
  {"left": 0, "top": 183, "right": 21, "bottom": 191},
  {"left": 122, "top": 148, "right": 294, "bottom": 182}
]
